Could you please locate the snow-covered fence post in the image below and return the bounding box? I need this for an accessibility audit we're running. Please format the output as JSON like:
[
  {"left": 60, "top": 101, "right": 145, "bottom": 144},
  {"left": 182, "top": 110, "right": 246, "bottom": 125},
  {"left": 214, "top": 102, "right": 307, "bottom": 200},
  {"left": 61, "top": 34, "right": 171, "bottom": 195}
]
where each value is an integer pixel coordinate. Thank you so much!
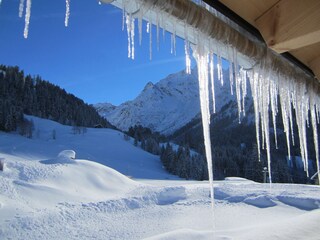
[{"left": 0, "top": 158, "right": 4, "bottom": 171}]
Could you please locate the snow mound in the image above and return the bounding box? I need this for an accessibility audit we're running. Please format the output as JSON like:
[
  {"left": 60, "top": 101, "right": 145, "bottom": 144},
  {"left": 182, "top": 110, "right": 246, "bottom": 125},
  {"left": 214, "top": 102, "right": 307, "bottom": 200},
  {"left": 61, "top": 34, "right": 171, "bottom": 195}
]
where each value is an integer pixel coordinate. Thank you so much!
[
  {"left": 1, "top": 154, "right": 139, "bottom": 207},
  {"left": 58, "top": 150, "right": 76, "bottom": 160},
  {"left": 215, "top": 185, "right": 277, "bottom": 208},
  {"left": 243, "top": 195, "right": 277, "bottom": 208},
  {"left": 41, "top": 150, "right": 76, "bottom": 164},
  {"left": 37, "top": 160, "right": 140, "bottom": 203},
  {"left": 156, "top": 187, "right": 187, "bottom": 205},
  {"left": 277, "top": 196, "right": 320, "bottom": 211}
]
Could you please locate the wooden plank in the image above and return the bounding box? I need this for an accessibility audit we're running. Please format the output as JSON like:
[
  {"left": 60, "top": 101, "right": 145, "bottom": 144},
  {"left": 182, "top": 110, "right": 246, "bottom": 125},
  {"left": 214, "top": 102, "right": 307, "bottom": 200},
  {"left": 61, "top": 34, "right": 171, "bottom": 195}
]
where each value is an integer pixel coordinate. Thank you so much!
[
  {"left": 220, "top": 0, "right": 278, "bottom": 26},
  {"left": 255, "top": 0, "right": 320, "bottom": 53},
  {"left": 290, "top": 42, "right": 320, "bottom": 64}
]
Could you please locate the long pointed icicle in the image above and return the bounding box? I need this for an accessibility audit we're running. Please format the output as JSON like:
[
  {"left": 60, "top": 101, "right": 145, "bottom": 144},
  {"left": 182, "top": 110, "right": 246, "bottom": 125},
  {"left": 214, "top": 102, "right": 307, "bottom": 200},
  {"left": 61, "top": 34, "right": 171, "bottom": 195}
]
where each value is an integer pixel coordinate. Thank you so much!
[
  {"left": 210, "top": 53, "right": 216, "bottom": 113},
  {"left": 279, "top": 87, "right": 292, "bottom": 161},
  {"left": 270, "top": 79, "right": 278, "bottom": 149},
  {"left": 65, "top": 0, "right": 70, "bottom": 27},
  {"left": 185, "top": 40, "right": 192, "bottom": 74},
  {"left": 193, "top": 41, "right": 215, "bottom": 229},
  {"left": 125, "top": 13, "right": 135, "bottom": 59},
  {"left": 19, "top": 0, "right": 25, "bottom": 18},
  {"left": 310, "top": 103, "right": 320, "bottom": 184},
  {"left": 23, "top": 0, "right": 31, "bottom": 39},
  {"left": 249, "top": 69, "right": 261, "bottom": 161}
]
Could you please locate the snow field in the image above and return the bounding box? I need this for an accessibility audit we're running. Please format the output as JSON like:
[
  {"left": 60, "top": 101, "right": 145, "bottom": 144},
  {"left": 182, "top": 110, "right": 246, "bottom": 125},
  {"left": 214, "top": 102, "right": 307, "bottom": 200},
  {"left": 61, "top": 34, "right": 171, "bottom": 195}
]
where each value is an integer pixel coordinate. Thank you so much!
[
  {"left": 0, "top": 116, "right": 319, "bottom": 239},
  {"left": 1, "top": 153, "right": 319, "bottom": 239}
]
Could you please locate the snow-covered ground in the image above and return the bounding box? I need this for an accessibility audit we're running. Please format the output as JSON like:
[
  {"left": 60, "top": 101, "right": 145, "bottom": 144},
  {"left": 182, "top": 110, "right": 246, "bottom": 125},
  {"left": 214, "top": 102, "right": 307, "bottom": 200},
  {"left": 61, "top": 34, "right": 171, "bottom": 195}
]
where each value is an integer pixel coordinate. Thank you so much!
[{"left": 0, "top": 116, "right": 319, "bottom": 239}]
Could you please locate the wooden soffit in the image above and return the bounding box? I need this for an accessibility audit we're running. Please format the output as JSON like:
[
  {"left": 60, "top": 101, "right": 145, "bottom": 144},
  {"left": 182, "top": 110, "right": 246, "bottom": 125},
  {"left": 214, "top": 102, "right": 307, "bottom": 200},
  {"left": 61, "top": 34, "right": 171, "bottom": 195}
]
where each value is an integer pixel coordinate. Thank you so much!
[{"left": 219, "top": 0, "right": 320, "bottom": 80}]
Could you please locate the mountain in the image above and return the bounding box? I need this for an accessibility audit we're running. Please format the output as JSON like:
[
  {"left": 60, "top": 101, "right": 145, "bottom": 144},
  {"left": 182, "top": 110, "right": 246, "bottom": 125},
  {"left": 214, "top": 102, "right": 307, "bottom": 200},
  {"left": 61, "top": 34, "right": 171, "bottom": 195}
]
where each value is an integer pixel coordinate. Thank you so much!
[{"left": 95, "top": 67, "right": 235, "bottom": 135}]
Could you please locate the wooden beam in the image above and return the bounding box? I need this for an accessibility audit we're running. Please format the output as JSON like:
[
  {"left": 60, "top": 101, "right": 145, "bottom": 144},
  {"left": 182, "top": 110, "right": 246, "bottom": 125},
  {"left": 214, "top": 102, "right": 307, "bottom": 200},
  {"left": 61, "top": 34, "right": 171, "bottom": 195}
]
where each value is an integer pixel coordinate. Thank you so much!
[{"left": 255, "top": 0, "right": 320, "bottom": 53}]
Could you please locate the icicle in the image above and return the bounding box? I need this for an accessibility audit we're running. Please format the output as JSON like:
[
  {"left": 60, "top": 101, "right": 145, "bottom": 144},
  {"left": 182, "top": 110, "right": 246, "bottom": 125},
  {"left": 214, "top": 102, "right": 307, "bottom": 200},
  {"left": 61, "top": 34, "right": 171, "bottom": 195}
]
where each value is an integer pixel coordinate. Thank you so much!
[
  {"left": 125, "top": 13, "right": 135, "bottom": 59},
  {"left": 217, "top": 55, "right": 223, "bottom": 86},
  {"left": 310, "top": 103, "right": 320, "bottom": 184},
  {"left": 23, "top": 0, "right": 31, "bottom": 39},
  {"left": 258, "top": 70, "right": 265, "bottom": 151},
  {"left": 261, "top": 71, "right": 272, "bottom": 184},
  {"left": 270, "top": 79, "right": 278, "bottom": 149},
  {"left": 279, "top": 87, "right": 292, "bottom": 160},
  {"left": 235, "top": 67, "right": 242, "bottom": 123},
  {"left": 146, "top": 22, "right": 150, "bottom": 33},
  {"left": 294, "top": 85, "right": 309, "bottom": 177},
  {"left": 171, "top": 24, "right": 177, "bottom": 56},
  {"left": 131, "top": 16, "right": 135, "bottom": 60},
  {"left": 288, "top": 89, "right": 295, "bottom": 147},
  {"left": 162, "top": 16, "right": 166, "bottom": 41},
  {"left": 210, "top": 53, "right": 216, "bottom": 114},
  {"left": 248, "top": 69, "right": 261, "bottom": 161},
  {"left": 19, "top": 0, "right": 25, "bottom": 18},
  {"left": 184, "top": 40, "right": 191, "bottom": 74},
  {"left": 148, "top": 20, "right": 152, "bottom": 60},
  {"left": 156, "top": 12, "right": 160, "bottom": 51},
  {"left": 65, "top": 0, "right": 70, "bottom": 27},
  {"left": 138, "top": 11, "right": 143, "bottom": 45},
  {"left": 122, "top": 7, "right": 125, "bottom": 31},
  {"left": 170, "top": 33, "right": 174, "bottom": 54},
  {"left": 216, "top": 52, "right": 222, "bottom": 86},
  {"left": 228, "top": 47, "right": 234, "bottom": 95},
  {"left": 192, "top": 42, "right": 215, "bottom": 229},
  {"left": 232, "top": 49, "right": 243, "bottom": 123},
  {"left": 316, "top": 103, "right": 320, "bottom": 124},
  {"left": 240, "top": 68, "right": 247, "bottom": 116}
]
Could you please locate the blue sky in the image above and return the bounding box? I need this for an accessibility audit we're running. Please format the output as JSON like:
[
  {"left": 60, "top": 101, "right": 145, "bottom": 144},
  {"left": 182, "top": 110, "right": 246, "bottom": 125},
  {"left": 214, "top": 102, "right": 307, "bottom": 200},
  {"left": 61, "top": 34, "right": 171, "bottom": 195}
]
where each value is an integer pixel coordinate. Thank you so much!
[{"left": 0, "top": 0, "right": 189, "bottom": 105}]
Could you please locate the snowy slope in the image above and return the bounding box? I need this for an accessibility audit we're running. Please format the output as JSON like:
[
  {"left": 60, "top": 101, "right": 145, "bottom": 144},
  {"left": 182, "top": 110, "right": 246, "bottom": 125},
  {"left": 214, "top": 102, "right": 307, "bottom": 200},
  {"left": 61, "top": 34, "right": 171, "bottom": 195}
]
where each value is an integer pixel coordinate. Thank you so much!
[
  {"left": 95, "top": 67, "right": 235, "bottom": 135},
  {"left": 0, "top": 115, "right": 176, "bottom": 180}
]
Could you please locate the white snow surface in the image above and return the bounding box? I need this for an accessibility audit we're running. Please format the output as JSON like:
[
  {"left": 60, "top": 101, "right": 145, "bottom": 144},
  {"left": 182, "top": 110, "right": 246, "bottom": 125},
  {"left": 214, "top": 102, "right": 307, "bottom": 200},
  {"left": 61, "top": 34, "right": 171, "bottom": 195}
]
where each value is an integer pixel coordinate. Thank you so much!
[
  {"left": 0, "top": 116, "right": 319, "bottom": 240},
  {"left": 95, "top": 67, "right": 235, "bottom": 135}
]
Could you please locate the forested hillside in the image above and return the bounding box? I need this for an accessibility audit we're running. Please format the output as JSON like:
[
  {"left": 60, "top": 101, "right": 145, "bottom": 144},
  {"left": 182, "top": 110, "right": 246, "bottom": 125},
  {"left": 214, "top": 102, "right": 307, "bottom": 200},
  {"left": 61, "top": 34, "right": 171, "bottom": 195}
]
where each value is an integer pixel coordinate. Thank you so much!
[
  {"left": 0, "top": 65, "right": 112, "bottom": 132},
  {"left": 168, "top": 100, "right": 319, "bottom": 184}
]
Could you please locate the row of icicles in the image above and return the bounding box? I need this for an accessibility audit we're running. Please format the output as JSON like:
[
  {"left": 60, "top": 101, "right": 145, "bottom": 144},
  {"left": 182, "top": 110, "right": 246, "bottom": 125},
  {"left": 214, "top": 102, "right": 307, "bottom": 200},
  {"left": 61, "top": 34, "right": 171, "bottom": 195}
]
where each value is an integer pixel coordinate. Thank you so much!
[
  {"left": 0, "top": 0, "right": 71, "bottom": 38},
  {"left": 121, "top": 1, "right": 320, "bottom": 185},
  {"left": 2, "top": 0, "right": 319, "bottom": 185}
]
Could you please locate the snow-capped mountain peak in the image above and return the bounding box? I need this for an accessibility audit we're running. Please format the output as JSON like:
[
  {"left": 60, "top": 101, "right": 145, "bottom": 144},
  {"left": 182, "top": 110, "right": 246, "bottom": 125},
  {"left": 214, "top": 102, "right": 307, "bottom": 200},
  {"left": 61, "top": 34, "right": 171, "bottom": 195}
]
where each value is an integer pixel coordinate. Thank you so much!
[{"left": 95, "top": 67, "right": 234, "bottom": 135}]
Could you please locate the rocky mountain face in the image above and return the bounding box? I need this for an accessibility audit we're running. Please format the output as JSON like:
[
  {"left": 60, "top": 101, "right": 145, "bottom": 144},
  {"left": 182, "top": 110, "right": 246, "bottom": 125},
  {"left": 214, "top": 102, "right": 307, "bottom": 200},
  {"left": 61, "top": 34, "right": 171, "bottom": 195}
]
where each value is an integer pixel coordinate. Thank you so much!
[{"left": 95, "top": 67, "right": 236, "bottom": 135}]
